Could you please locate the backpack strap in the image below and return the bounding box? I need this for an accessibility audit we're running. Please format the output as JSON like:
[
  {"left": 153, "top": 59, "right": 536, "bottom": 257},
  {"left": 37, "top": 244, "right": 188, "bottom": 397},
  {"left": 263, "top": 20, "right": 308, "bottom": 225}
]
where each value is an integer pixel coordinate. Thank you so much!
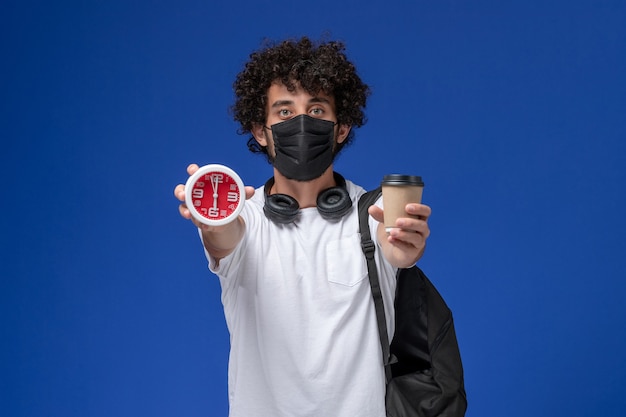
[{"left": 357, "top": 187, "right": 393, "bottom": 383}]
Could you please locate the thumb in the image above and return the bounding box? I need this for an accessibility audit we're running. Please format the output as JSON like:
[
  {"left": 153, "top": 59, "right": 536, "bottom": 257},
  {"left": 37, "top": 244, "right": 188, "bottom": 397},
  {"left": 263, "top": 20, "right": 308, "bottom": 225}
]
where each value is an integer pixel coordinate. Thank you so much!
[
  {"left": 367, "top": 205, "right": 384, "bottom": 223},
  {"left": 245, "top": 186, "right": 255, "bottom": 200}
]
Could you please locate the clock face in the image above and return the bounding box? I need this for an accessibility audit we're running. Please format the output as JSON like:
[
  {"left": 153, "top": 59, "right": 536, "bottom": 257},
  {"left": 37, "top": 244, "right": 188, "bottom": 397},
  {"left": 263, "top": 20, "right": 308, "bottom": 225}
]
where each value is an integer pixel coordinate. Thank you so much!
[{"left": 185, "top": 164, "right": 245, "bottom": 226}]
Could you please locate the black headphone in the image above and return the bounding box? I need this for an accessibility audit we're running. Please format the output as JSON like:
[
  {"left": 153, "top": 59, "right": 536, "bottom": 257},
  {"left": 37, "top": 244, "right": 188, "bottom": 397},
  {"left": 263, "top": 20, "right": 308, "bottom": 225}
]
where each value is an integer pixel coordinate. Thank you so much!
[{"left": 263, "top": 172, "right": 353, "bottom": 224}]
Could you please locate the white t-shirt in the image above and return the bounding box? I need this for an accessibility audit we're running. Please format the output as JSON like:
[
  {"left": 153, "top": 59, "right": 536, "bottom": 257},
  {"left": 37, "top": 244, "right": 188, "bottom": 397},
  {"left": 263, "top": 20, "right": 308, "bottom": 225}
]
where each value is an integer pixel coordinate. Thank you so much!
[{"left": 205, "top": 179, "right": 398, "bottom": 417}]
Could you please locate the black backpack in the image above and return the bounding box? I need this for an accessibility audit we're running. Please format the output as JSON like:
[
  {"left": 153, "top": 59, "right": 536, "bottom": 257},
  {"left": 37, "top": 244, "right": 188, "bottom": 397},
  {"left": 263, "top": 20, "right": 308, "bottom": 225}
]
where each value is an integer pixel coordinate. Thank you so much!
[{"left": 358, "top": 188, "right": 467, "bottom": 417}]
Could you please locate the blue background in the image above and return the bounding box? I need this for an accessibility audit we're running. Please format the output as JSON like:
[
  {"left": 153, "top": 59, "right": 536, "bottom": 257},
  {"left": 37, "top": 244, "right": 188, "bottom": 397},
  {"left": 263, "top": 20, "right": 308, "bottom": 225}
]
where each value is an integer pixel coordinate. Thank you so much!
[{"left": 2, "top": 0, "right": 625, "bottom": 416}]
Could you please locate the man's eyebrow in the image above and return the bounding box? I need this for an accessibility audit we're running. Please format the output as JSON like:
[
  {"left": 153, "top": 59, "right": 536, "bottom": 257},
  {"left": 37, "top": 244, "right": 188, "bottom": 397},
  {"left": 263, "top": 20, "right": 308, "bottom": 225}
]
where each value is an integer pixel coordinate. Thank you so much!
[
  {"left": 309, "top": 97, "right": 331, "bottom": 105},
  {"left": 270, "top": 100, "right": 294, "bottom": 108},
  {"left": 272, "top": 100, "right": 293, "bottom": 107},
  {"left": 270, "top": 97, "right": 331, "bottom": 108}
]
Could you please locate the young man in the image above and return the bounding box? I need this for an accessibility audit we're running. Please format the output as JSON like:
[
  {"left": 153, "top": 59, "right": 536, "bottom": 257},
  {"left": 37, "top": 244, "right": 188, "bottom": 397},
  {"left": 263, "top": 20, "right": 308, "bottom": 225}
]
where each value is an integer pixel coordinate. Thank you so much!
[{"left": 174, "top": 37, "right": 431, "bottom": 417}]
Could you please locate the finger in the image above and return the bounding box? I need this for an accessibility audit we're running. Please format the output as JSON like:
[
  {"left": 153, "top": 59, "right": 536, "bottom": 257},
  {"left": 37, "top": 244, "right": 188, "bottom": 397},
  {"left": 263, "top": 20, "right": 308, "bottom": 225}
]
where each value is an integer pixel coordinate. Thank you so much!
[
  {"left": 245, "top": 186, "right": 255, "bottom": 200},
  {"left": 174, "top": 184, "right": 186, "bottom": 201},
  {"left": 389, "top": 226, "right": 426, "bottom": 249},
  {"left": 178, "top": 205, "right": 206, "bottom": 231},
  {"left": 405, "top": 203, "right": 431, "bottom": 220},
  {"left": 396, "top": 218, "right": 430, "bottom": 238},
  {"left": 368, "top": 205, "right": 384, "bottom": 223},
  {"left": 386, "top": 230, "right": 425, "bottom": 260},
  {"left": 178, "top": 203, "right": 192, "bottom": 220},
  {"left": 187, "top": 163, "right": 199, "bottom": 176}
]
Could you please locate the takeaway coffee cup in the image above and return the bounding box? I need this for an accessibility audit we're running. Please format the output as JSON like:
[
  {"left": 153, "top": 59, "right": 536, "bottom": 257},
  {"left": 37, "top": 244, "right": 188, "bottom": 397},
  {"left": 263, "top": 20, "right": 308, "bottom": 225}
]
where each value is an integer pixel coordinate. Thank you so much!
[{"left": 381, "top": 174, "right": 424, "bottom": 232}]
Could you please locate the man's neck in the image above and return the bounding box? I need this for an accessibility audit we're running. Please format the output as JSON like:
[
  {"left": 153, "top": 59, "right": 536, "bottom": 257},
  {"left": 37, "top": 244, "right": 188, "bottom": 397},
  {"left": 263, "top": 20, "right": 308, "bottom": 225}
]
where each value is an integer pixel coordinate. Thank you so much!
[{"left": 270, "top": 167, "right": 337, "bottom": 208}]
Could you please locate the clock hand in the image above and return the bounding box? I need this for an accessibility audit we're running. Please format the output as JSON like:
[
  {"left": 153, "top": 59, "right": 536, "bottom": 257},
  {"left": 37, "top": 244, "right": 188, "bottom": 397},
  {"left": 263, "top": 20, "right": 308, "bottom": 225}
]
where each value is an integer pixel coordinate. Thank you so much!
[{"left": 212, "top": 174, "right": 219, "bottom": 209}]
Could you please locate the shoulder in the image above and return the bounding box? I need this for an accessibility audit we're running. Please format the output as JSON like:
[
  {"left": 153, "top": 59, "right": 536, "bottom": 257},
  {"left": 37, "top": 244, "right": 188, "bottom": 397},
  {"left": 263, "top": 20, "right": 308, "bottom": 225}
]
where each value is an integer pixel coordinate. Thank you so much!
[
  {"left": 345, "top": 179, "right": 382, "bottom": 208},
  {"left": 344, "top": 178, "right": 367, "bottom": 202}
]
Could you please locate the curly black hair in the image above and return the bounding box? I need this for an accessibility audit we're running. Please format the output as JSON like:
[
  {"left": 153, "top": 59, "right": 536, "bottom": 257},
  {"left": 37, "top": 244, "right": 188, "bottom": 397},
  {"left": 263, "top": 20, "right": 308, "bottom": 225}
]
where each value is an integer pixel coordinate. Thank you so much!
[{"left": 231, "top": 36, "right": 370, "bottom": 158}]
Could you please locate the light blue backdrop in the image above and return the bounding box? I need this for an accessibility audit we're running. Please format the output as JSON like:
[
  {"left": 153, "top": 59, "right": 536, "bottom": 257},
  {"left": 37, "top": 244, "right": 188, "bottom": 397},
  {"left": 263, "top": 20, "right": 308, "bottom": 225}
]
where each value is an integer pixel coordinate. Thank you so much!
[{"left": 3, "top": 1, "right": 625, "bottom": 416}]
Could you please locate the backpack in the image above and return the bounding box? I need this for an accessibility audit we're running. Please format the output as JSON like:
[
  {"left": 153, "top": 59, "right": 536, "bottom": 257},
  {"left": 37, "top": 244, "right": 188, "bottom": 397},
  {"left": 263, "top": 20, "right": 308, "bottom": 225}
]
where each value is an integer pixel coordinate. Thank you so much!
[{"left": 358, "top": 188, "right": 467, "bottom": 417}]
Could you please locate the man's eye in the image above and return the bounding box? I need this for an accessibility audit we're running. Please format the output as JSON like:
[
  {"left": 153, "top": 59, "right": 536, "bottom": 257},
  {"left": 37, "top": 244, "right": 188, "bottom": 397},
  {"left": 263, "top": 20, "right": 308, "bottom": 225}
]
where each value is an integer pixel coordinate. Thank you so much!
[
  {"left": 310, "top": 108, "right": 324, "bottom": 116},
  {"left": 279, "top": 109, "right": 291, "bottom": 117}
]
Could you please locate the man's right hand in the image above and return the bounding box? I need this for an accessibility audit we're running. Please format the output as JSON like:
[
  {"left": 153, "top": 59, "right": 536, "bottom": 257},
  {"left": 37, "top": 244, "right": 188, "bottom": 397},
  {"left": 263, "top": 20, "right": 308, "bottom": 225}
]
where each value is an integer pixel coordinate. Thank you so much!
[
  {"left": 173, "top": 163, "right": 255, "bottom": 230},
  {"left": 174, "top": 163, "right": 255, "bottom": 261}
]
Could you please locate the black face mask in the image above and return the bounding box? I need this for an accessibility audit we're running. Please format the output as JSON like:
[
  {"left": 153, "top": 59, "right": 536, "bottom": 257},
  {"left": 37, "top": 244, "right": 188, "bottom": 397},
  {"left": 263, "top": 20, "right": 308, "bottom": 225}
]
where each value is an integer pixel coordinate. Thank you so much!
[{"left": 268, "top": 115, "right": 336, "bottom": 181}]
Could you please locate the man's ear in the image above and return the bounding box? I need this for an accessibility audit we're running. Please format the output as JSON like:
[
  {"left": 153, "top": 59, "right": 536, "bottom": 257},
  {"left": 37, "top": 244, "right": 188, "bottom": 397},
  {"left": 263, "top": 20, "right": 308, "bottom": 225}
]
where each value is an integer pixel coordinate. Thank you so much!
[
  {"left": 336, "top": 124, "right": 352, "bottom": 144},
  {"left": 251, "top": 123, "right": 267, "bottom": 146}
]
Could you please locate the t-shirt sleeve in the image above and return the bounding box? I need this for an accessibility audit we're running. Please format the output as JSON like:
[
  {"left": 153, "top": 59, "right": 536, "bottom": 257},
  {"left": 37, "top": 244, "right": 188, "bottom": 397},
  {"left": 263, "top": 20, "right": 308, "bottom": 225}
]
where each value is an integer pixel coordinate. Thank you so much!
[{"left": 200, "top": 190, "right": 263, "bottom": 277}]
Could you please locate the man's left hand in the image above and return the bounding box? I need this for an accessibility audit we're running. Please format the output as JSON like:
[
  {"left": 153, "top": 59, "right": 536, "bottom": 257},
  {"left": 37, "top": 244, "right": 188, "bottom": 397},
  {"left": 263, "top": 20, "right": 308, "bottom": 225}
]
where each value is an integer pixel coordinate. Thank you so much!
[{"left": 368, "top": 203, "right": 431, "bottom": 268}]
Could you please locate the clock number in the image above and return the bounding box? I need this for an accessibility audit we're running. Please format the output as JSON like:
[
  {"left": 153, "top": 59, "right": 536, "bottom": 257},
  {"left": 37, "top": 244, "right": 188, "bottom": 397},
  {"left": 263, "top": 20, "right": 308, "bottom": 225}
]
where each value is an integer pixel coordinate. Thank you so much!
[
  {"left": 227, "top": 191, "right": 238, "bottom": 202},
  {"left": 208, "top": 207, "right": 219, "bottom": 217},
  {"left": 192, "top": 189, "right": 204, "bottom": 199},
  {"left": 209, "top": 173, "right": 223, "bottom": 183}
]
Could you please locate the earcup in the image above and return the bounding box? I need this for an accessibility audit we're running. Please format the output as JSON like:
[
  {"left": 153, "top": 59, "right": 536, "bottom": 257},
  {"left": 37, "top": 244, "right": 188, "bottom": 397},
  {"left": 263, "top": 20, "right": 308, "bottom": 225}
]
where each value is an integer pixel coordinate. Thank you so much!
[
  {"left": 264, "top": 192, "right": 300, "bottom": 224},
  {"left": 263, "top": 173, "right": 353, "bottom": 223},
  {"left": 316, "top": 184, "right": 353, "bottom": 220}
]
